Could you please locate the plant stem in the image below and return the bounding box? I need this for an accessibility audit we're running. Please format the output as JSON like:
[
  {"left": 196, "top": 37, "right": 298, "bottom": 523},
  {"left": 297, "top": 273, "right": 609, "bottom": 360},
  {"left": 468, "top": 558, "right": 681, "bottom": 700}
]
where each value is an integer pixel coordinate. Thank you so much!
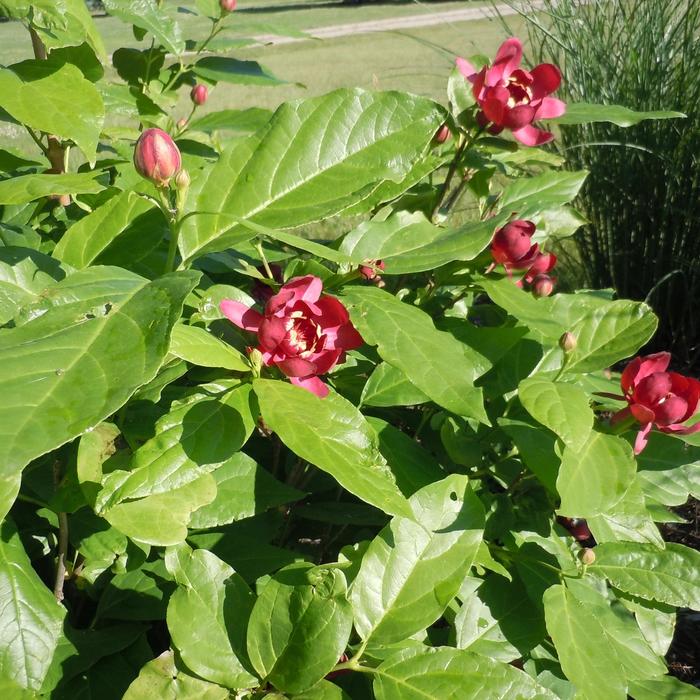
[
  {"left": 255, "top": 239, "right": 274, "bottom": 280},
  {"left": 52, "top": 460, "right": 68, "bottom": 603},
  {"left": 164, "top": 219, "right": 180, "bottom": 274}
]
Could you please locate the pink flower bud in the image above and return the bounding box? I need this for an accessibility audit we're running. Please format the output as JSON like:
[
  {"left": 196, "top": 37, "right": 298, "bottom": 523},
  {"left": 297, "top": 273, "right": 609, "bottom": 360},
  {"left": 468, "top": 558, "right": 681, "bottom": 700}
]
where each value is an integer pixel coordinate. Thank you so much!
[
  {"left": 190, "top": 84, "right": 208, "bottom": 106},
  {"left": 359, "top": 260, "right": 385, "bottom": 281},
  {"left": 559, "top": 332, "right": 576, "bottom": 353},
  {"left": 220, "top": 0, "right": 237, "bottom": 12},
  {"left": 133, "top": 128, "right": 181, "bottom": 187},
  {"left": 433, "top": 124, "right": 451, "bottom": 144},
  {"left": 532, "top": 274, "right": 554, "bottom": 297}
]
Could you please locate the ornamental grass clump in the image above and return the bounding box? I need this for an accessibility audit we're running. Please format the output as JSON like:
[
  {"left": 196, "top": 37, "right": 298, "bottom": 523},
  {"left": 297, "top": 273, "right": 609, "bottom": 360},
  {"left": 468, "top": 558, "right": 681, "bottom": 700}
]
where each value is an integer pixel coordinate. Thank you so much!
[{"left": 506, "top": 0, "right": 700, "bottom": 370}]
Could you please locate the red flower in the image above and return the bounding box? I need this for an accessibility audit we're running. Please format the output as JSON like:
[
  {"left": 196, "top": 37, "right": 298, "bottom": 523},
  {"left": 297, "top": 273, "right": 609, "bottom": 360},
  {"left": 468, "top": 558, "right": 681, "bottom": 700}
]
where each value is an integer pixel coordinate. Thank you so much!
[
  {"left": 490, "top": 220, "right": 557, "bottom": 289},
  {"left": 456, "top": 37, "right": 566, "bottom": 146},
  {"left": 613, "top": 352, "right": 700, "bottom": 453},
  {"left": 220, "top": 275, "right": 363, "bottom": 397}
]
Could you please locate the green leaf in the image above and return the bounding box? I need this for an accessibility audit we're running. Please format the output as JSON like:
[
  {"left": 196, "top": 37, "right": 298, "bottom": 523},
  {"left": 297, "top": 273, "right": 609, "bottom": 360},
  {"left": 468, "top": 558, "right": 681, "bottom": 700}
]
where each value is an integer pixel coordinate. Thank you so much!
[
  {"left": 179, "top": 89, "right": 444, "bottom": 262},
  {"left": 455, "top": 574, "right": 545, "bottom": 662},
  {"left": 629, "top": 677, "right": 700, "bottom": 700},
  {"left": 373, "top": 646, "right": 556, "bottom": 700},
  {"left": 53, "top": 190, "right": 158, "bottom": 269},
  {"left": 166, "top": 546, "right": 257, "bottom": 689},
  {"left": 360, "top": 362, "right": 429, "bottom": 408},
  {"left": 543, "top": 584, "right": 627, "bottom": 700},
  {"left": 123, "top": 650, "right": 229, "bottom": 699},
  {"left": 254, "top": 379, "right": 412, "bottom": 518},
  {"left": 169, "top": 323, "right": 249, "bottom": 371},
  {"left": 0, "top": 246, "right": 67, "bottom": 325},
  {"left": 350, "top": 475, "right": 484, "bottom": 644},
  {"left": 247, "top": 563, "right": 353, "bottom": 694},
  {"left": 498, "top": 171, "right": 588, "bottom": 218},
  {"left": 189, "top": 452, "right": 304, "bottom": 529},
  {"left": 339, "top": 212, "right": 505, "bottom": 275},
  {"left": 591, "top": 542, "right": 700, "bottom": 609},
  {"left": 518, "top": 378, "right": 593, "bottom": 451},
  {"left": 367, "top": 416, "right": 445, "bottom": 497},
  {"left": 556, "top": 103, "right": 685, "bottom": 127},
  {"left": 0, "top": 172, "right": 104, "bottom": 205},
  {"left": 0, "top": 519, "right": 65, "bottom": 691},
  {"left": 0, "top": 0, "right": 105, "bottom": 58},
  {"left": 103, "top": 474, "right": 217, "bottom": 546},
  {"left": 192, "top": 56, "right": 285, "bottom": 86},
  {"left": 0, "top": 268, "right": 199, "bottom": 519},
  {"left": 557, "top": 432, "right": 636, "bottom": 518},
  {"left": 342, "top": 286, "right": 488, "bottom": 421},
  {"left": 291, "top": 679, "right": 352, "bottom": 700},
  {"left": 102, "top": 0, "right": 185, "bottom": 55},
  {"left": 189, "top": 107, "right": 272, "bottom": 134},
  {"left": 0, "top": 61, "right": 104, "bottom": 162}
]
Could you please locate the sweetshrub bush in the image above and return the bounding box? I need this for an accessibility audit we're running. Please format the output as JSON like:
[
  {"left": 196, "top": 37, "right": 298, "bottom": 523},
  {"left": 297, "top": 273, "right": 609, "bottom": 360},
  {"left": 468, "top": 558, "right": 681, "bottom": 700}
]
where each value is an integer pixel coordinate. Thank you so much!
[{"left": 0, "top": 2, "right": 698, "bottom": 698}]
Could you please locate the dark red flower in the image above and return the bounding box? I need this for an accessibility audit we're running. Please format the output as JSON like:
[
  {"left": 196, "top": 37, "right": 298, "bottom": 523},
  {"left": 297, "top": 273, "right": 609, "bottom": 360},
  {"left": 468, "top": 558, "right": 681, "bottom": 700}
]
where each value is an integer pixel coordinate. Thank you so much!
[
  {"left": 491, "top": 220, "right": 539, "bottom": 269},
  {"left": 456, "top": 37, "right": 566, "bottom": 146},
  {"left": 220, "top": 275, "right": 363, "bottom": 397},
  {"left": 612, "top": 352, "right": 700, "bottom": 453}
]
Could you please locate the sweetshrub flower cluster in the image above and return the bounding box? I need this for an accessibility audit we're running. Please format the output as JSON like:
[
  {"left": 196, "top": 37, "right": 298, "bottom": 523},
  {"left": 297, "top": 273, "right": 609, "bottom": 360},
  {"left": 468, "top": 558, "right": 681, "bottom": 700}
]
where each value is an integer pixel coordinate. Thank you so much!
[
  {"left": 612, "top": 352, "right": 700, "bottom": 453},
  {"left": 221, "top": 275, "right": 363, "bottom": 397},
  {"left": 456, "top": 37, "right": 566, "bottom": 146},
  {"left": 490, "top": 219, "right": 556, "bottom": 295}
]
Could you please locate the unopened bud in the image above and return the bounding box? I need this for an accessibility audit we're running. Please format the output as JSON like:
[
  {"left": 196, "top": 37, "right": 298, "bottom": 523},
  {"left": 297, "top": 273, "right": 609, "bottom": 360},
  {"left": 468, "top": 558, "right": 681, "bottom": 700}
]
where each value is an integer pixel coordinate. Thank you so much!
[
  {"left": 434, "top": 124, "right": 451, "bottom": 144},
  {"left": 532, "top": 274, "right": 554, "bottom": 298},
  {"left": 133, "top": 128, "right": 181, "bottom": 187},
  {"left": 578, "top": 548, "right": 596, "bottom": 565},
  {"left": 220, "top": 0, "right": 237, "bottom": 12},
  {"left": 559, "top": 332, "right": 576, "bottom": 353},
  {"left": 175, "top": 169, "right": 190, "bottom": 191},
  {"left": 176, "top": 118, "right": 188, "bottom": 130},
  {"left": 190, "top": 83, "right": 208, "bottom": 106},
  {"left": 359, "top": 260, "right": 385, "bottom": 282},
  {"left": 248, "top": 348, "right": 264, "bottom": 377}
]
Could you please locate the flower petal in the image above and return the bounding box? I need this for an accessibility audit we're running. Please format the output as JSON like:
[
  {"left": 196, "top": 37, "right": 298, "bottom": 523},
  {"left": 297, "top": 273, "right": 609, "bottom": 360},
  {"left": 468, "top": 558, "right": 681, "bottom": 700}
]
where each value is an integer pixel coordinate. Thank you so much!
[
  {"left": 634, "top": 422, "right": 653, "bottom": 454},
  {"left": 503, "top": 104, "right": 537, "bottom": 130},
  {"left": 220, "top": 300, "right": 263, "bottom": 332},
  {"left": 530, "top": 63, "right": 562, "bottom": 98},
  {"left": 630, "top": 402, "right": 656, "bottom": 424},
  {"left": 258, "top": 316, "right": 286, "bottom": 352},
  {"left": 290, "top": 375, "right": 329, "bottom": 398},
  {"left": 535, "top": 97, "right": 567, "bottom": 120},
  {"left": 456, "top": 56, "right": 477, "bottom": 80},
  {"left": 511, "top": 124, "right": 555, "bottom": 146},
  {"left": 276, "top": 356, "right": 317, "bottom": 378},
  {"left": 486, "top": 37, "right": 523, "bottom": 86},
  {"left": 621, "top": 352, "right": 671, "bottom": 393}
]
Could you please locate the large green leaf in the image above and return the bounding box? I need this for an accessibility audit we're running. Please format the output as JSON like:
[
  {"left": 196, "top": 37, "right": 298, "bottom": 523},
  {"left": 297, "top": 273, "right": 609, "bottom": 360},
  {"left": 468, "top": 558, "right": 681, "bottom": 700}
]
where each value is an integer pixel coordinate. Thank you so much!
[
  {"left": 360, "top": 362, "right": 429, "bottom": 408},
  {"left": 192, "top": 56, "right": 284, "bottom": 86},
  {"left": 350, "top": 475, "right": 484, "bottom": 644},
  {"left": 0, "top": 61, "right": 104, "bottom": 162},
  {"left": 53, "top": 190, "right": 159, "bottom": 269},
  {"left": 0, "top": 246, "right": 67, "bottom": 325},
  {"left": 247, "top": 563, "right": 353, "bottom": 694},
  {"left": 102, "top": 0, "right": 185, "bottom": 55},
  {"left": 629, "top": 677, "right": 700, "bottom": 700},
  {"left": 166, "top": 546, "right": 258, "bottom": 689},
  {"left": 556, "top": 103, "right": 685, "bottom": 127},
  {"left": 169, "top": 324, "right": 249, "bottom": 371},
  {"left": 557, "top": 432, "right": 636, "bottom": 518},
  {"left": 96, "top": 382, "right": 256, "bottom": 510},
  {"left": 498, "top": 171, "right": 588, "bottom": 218},
  {"left": 518, "top": 378, "right": 593, "bottom": 451},
  {"left": 591, "top": 542, "right": 700, "bottom": 609},
  {"left": 0, "top": 519, "right": 65, "bottom": 691},
  {"left": 189, "top": 452, "right": 304, "bottom": 529},
  {"left": 342, "top": 286, "right": 488, "bottom": 421},
  {"left": 0, "top": 172, "right": 104, "bottom": 205},
  {"left": 123, "top": 650, "right": 229, "bottom": 700},
  {"left": 254, "top": 379, "right": 412, "bottom": 518},
  {"left": 0, "top": 268, "right": 199, "bottom": 519},
  {"left": 179, "top": 89, "right": 445, "bottom": 262},
  {"left": 339, "top": 212, "right": 505, "bottom": 275},
  {"left": 543, "top": 584, "right": 627, "bottom": 700},
  {"left": 373, "top": 646, "right": 556, "bottom": 700}
]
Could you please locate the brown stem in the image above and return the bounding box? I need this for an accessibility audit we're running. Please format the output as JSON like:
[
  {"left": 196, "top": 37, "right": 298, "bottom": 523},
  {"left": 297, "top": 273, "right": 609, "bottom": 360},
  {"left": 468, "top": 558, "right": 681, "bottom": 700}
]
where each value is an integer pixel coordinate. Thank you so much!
[
  {"left": 52, "top": 460, "right": 68, "bottom": 602},
  {"left": 29, "top": 27, "right": 47, "bottom": 60}
]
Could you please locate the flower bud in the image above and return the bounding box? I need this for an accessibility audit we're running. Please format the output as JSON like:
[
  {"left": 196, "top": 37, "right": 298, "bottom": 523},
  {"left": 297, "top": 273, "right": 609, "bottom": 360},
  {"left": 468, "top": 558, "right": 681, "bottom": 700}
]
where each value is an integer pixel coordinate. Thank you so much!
[
  {"left": 532, "top": 273, "right": 554, "bottom": 297},
  {"left": 559, "top": 332, "right": 576, "bottom": 353},
  {"left": 176, "top": 118, "right": 188, "bottom": 130},
  {"left": 359, "top": 260, "right": 385, "bottom": 281},
  {"left": 175, "top": 169, "right": 190, "bottom": 191},
  {"left": 190, "top": 83, "right": 208, "bottom": 106},
  {"left": 220, "top": 0, "right": 237, "bottom": 12},
  {"left": 578, "top": 548, "right": 596, "bottom": 566},
  {"left": 133, "top": 128, "right": 181, "bottom": 187},
  {"left": 433, "top": 124, "right": 451, "bottom": 144}
]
